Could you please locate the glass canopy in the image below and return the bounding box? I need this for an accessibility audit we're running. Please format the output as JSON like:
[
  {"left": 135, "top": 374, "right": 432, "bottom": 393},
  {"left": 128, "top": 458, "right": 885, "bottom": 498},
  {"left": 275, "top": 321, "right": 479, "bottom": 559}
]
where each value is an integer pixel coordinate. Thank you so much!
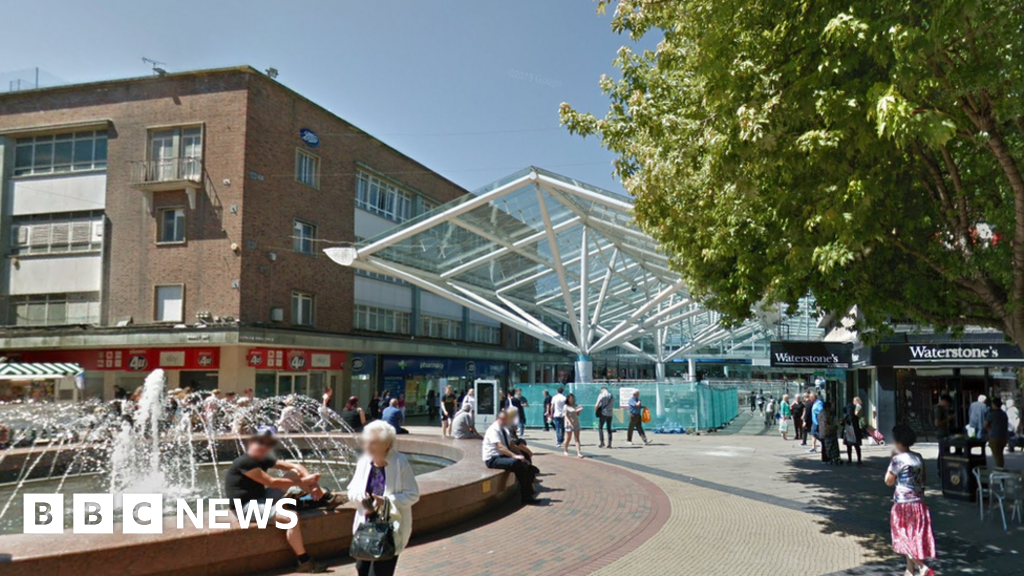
[{"left": 326, "top": 168, "right": 813, "bottom": 371}]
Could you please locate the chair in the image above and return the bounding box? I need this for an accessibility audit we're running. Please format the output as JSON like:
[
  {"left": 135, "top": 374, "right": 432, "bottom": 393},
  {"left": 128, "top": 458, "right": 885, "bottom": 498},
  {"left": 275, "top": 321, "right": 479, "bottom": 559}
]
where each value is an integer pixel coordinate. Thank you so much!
[
  {"left": 974, "top": 467, "right": 992, "bottom": 520},
  {"left": 992, "top": 473, "right": 1024, "bottom": 531}
]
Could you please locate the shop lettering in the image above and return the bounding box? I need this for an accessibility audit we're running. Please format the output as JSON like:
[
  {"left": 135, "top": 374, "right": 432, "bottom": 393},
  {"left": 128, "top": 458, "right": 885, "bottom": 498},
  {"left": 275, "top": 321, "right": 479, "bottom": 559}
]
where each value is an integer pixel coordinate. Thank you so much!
[
  {"left": 128, "top": 355, "right": 149, "bottom": 371},
  {"left": 908, "top": 345, "right": 999, "bottom": 360},
  {"left": 772, "top": 353, "right": 841, "bottom": 365}
]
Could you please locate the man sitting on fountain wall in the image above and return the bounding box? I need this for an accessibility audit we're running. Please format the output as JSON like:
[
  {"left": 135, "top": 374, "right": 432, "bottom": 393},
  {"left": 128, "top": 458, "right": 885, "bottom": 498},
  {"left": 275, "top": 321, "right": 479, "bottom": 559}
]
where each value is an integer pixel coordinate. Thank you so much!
[{"left": 224, "top": 426, "right": 345, "bottom": 573}]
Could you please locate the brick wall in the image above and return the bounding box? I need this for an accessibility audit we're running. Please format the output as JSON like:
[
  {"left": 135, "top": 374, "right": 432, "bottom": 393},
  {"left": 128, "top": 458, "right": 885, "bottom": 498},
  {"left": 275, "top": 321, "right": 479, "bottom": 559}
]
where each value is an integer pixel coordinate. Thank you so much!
[
  {"left": 239, "top": 73, "right": 468, "bottom": 333},
  {"left": 0, "top": 71, "right": 250, "bottom": 326}
]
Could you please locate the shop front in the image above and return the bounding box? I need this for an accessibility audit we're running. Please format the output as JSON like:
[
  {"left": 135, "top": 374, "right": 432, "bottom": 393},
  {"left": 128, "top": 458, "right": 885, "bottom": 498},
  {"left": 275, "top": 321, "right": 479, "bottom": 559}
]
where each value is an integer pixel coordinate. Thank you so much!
[
  {"left": 12, "top": 347, "right": 221, "bottom": 399},
  {"left": 246, "top": 347, "right": 346, "bottom": 401},
  {"left": 769, "top": 341, "right": 853, "bottom": 407},
  {"left": 865, "top": 341, "right": 1024, "bottom": 442},
  {"left": 381, "top": 356, "right": 508, "bottom": 416}
]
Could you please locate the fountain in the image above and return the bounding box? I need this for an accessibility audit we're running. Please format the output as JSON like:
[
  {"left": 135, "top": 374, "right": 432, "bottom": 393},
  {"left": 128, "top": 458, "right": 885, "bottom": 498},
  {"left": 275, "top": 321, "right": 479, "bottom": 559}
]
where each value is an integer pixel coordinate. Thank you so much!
[
  {"left": 0, "top": 370, "right": 516, "bottom": 576},
  {"left": 0, "top": 369, "right": 449, "bottom": 534}
]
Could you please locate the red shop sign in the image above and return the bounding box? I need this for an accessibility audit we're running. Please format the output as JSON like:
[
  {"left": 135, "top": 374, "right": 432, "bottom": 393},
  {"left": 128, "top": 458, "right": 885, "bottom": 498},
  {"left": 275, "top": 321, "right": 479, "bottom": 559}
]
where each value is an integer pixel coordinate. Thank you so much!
[
  {"left": 16, "top": 348, "right": 220, "bottom": 371},
  {"left": 246, "top": 348, "right": 345, "bottom": 371}
]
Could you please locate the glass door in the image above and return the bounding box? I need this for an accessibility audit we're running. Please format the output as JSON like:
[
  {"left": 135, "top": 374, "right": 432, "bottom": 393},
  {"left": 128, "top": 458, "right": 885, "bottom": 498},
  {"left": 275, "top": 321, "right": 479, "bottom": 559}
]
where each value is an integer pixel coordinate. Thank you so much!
[
  {"left": 277, "top": 373, "right": 310, "bottom": 397},
  {"left": 150, "top": 130, "right": 176, "bottom": 181}
]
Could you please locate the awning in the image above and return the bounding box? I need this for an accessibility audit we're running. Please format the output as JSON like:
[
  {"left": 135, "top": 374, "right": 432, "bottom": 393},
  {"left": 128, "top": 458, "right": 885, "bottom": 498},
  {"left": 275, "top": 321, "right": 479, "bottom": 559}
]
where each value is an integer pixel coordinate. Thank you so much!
[{"left": 0, "top": 362, "right": 84, "bottom": 380}]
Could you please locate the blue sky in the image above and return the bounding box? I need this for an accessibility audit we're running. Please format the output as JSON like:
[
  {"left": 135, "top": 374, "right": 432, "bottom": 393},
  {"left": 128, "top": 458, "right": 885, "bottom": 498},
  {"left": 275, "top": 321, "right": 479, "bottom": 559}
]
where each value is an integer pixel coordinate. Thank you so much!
[{"left": 1, "top": 0, "right": 651, "bottom": 194}]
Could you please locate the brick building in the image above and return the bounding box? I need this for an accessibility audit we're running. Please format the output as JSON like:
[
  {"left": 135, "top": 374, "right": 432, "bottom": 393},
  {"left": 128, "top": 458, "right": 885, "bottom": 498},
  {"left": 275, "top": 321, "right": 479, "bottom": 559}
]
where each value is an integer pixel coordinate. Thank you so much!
[{"left": 0, "top": 66, "right": 568, "bottom": 406}]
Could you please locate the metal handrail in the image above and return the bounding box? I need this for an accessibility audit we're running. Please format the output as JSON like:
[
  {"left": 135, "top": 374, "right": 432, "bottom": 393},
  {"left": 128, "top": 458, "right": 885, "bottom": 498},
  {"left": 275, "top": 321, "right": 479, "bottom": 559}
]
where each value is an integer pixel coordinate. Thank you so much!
[{"left": 129, "top": 157, "right": 202, "bottom": 184}]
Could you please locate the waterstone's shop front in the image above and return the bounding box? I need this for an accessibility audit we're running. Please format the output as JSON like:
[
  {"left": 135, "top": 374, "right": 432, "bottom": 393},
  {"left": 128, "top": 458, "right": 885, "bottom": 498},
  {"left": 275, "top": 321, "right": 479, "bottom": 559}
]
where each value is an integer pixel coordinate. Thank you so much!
[
  {"left": 855, "top": 340, "right": 1024, "bottom": 442},
  {"left": 769, "top": 341, "right": 854, "bottom": 408}
]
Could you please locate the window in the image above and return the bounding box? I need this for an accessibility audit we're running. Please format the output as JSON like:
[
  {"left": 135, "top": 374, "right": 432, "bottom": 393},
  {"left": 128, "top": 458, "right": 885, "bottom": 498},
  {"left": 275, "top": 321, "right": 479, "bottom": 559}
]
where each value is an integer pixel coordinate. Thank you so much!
[
  {"left": 293, "top": 220, "right": 316, "bottom": 255},
  {"left": 147, "top": 127, "right": 203, "bottom": 181},
  {"left": 295, "top": 149, "right": 320, "bottom": 188},
  {"left": 421, "top": 315, "right": 463, "bottom": 340},
  {"left": 354, "top": 304, "right": 411, "bottom": 334},
  {"left": 470, "top": 323, "right": 502, "bottom": 345},
  {"left": 11, "top": 212, "right": 104, "bottom": 255},
  {"left": 291, "top": 292, "right": 315, "bottom": 326},
  {"left": 355, "top": 171, "right": 414, "bottom": 222},
  {"left": 14, "top": 130, "right": 108, "bottom": 176},
  {"left": 155, "top": 285, "right": 184, "bottom": 322},
  {"left": 8, "top": 293, "right": 100, "bottom": 326},
  {"left": 157, "top": 208, "right": 186, "bottom": 243}
]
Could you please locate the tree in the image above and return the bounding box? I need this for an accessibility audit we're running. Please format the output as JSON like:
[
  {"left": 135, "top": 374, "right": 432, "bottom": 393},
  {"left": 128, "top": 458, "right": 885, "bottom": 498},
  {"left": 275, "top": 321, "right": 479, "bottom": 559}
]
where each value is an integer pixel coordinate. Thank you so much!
[{"left": 561, "top": 0, "right": 1024, "bottom": 351}]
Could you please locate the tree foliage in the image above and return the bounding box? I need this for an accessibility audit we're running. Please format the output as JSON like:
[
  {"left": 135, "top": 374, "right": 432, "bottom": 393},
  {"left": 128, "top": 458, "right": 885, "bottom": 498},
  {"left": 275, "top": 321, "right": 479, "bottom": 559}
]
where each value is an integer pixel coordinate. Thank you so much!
[{"left": 562, "top": 0, "right": 1024, "bottom": 347}]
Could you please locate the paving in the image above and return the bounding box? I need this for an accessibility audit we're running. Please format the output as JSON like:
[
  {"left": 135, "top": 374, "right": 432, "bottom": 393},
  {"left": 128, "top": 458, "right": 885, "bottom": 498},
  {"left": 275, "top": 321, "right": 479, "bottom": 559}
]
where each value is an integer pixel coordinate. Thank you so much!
[{"left": 267, "top": 419, "right": 1024, "bottom": 576}]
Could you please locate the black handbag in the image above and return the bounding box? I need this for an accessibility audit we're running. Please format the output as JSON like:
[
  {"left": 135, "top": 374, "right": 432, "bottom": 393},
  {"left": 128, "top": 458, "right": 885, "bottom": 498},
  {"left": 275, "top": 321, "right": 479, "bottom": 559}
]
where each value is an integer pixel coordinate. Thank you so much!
[{"left": 349, "top": 504, "right": 396, "bottom": 562}]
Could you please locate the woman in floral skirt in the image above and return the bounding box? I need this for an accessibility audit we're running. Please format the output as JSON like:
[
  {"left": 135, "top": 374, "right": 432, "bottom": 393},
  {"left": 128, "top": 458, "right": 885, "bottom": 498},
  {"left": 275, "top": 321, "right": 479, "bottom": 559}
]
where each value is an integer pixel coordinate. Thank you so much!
[{"left": 885, "top": 425, "right": 936, "bottom": 576}]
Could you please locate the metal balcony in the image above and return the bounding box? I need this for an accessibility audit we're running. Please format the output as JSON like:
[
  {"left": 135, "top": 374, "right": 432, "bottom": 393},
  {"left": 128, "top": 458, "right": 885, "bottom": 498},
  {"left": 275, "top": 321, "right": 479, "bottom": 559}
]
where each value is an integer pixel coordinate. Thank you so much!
[{"left": 129, "top": 157, "right": 203, "bottom": 210}]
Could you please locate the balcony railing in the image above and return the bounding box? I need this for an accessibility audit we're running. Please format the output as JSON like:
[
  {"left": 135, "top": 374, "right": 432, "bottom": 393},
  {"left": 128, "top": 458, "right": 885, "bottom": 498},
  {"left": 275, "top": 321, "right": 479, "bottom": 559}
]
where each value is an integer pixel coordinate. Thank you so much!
[{"left": 129, "top": 157, "right": 203, "bottom": 188}]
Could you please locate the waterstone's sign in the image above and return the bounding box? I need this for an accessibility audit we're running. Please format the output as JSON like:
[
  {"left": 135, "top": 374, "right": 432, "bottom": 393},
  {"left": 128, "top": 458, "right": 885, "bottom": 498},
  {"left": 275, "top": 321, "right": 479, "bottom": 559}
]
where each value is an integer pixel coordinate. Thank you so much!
[
  {"left": 873, "top": 342, "right": 1024, "bottom": 366},
  {"left": 770, "top": 342, "right": 853, "bottom": 369}
]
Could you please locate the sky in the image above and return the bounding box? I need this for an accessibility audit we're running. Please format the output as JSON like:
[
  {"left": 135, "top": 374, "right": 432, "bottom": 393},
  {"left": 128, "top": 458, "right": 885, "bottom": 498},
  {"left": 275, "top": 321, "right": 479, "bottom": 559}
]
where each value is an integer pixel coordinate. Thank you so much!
[{"left": 0, "top": 0, "right": 653, "bottom": 195}]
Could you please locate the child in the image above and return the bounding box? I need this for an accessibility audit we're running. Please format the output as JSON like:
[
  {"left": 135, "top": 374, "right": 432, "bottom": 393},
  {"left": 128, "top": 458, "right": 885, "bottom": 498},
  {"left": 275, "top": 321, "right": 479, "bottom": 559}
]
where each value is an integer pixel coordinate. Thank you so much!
[{"left": 885, "top": 425, "right": 936, "bottom": 576}]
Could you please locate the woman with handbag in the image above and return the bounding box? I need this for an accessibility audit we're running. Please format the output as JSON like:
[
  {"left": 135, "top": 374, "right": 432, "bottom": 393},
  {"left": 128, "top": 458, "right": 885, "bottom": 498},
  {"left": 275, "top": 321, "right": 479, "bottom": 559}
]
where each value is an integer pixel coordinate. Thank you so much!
[
  {"left": 346, "top": 420, "right": 421, "bottom": 576},
  {"left": 842, "top": 403, "right": 863, "bottom": 466}
]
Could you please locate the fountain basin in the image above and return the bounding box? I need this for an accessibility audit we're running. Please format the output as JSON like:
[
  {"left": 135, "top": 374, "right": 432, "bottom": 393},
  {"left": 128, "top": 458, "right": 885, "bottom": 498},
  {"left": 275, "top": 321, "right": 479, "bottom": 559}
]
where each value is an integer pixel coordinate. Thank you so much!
[{"left": 0, "top": 435, "right": 516, "bottom": 576}]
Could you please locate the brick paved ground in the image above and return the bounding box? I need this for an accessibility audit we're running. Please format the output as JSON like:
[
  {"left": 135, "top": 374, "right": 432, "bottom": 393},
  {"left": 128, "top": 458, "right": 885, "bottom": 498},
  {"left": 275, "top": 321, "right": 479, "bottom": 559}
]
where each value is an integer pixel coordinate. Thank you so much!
[
  {"left": 267, "top": 420, "right": 1024, "bottom": 576},
  {"left": 267, "top": 436, "right": 670, "bottom": 576}
]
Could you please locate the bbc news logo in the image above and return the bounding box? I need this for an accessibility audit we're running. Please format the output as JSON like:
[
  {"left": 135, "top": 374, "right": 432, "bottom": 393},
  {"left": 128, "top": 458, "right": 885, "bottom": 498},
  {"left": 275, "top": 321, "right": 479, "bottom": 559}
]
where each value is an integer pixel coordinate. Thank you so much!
[{"left": 23, "top": 494, "right": 298, "bottom": 534}]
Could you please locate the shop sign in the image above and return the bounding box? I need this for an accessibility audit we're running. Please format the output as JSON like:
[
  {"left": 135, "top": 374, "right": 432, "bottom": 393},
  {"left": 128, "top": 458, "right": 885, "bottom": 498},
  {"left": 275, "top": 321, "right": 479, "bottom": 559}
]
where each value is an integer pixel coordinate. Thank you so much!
[
  {"left": 873, "top": 342, "right": 1024, "bottom": 366},
  {"left": 16, "top": 348, "right": 220, "bottom": 371},
  {"left": 769, "top": 341, "right": 852, "bottom": 368},
  {"left": 246, "top": 348, "right": 345, "bottom": 371},
  {"left": 382, "top": 356, "right": 507, "bottom": 377},
  {"left": 299, "top": 128, "right": 320, "bottom": 148}
]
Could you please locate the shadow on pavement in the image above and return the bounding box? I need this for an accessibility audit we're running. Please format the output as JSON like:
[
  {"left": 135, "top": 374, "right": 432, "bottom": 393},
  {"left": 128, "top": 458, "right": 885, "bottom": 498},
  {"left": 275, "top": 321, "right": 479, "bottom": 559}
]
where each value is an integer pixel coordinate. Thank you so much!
[{"left": 783, "top": 452, "right": 1024, "bottom": 576}]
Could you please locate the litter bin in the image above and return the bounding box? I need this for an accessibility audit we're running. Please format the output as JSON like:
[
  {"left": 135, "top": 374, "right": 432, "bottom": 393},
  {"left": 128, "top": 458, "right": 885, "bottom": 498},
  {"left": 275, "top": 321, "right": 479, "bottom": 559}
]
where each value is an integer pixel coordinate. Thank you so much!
[{"left": 939, "top": 436, "right": 987, "bottom": 502}]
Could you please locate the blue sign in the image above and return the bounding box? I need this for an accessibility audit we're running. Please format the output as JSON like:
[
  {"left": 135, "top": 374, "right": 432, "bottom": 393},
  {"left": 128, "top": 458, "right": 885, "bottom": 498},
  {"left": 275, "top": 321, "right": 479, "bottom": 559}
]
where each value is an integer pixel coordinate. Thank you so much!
[
  {"left": 299, "top": 128, "right": 320, "bottom": 148},
  {"left": 382, "top": 356, "right": 507, "bottom": 378}
]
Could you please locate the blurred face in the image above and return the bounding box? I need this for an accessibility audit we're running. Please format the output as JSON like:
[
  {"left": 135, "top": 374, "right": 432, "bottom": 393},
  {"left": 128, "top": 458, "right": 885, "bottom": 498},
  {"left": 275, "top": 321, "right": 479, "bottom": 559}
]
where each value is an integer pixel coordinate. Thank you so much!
[
  {"left": 248, "top": 438, "right": 275, "bottom": 460},
  {"left": 496, "top": 412, "right": 507, "bottom": 426},
  {"left": 363, "top": 431, "right": 391, "bottom": 460}
]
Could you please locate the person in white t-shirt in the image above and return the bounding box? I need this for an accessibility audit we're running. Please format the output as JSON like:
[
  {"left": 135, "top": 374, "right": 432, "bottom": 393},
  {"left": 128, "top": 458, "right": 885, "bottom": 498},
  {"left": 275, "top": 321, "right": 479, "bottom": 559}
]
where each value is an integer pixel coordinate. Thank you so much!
[
  {"left": 482, "top": 409, "right": 538, "bottom": 503},
  {"left": 550, "top": 387, "right": 567, "bottom": 445}
]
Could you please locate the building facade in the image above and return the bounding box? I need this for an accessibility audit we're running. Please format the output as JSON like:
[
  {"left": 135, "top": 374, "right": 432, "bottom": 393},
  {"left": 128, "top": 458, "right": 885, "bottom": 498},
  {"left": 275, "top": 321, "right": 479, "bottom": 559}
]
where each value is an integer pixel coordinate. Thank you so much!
[{"left": 0, "top": 66, "right": 567, "bottom": 407}]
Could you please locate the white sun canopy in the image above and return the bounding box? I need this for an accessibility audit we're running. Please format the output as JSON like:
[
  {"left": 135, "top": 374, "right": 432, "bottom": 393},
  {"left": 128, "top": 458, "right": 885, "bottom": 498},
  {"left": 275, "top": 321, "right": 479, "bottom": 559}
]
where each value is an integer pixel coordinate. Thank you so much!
[{"left": 327, "top": 167, "right": 792, "bottom": 378}]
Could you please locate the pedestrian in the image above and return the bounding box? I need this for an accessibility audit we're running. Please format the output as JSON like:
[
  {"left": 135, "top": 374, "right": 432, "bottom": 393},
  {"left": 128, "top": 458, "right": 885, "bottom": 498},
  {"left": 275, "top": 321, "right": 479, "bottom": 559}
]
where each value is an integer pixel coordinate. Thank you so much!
[
  {"left": 482, "top": 409, "right": 539, "bottom": 504},
  {"left": 842, "top": 403, "right": 863, "bottom": 466},
  {"left": 562, "top": 393, "right": 584, "bottom": 458},
  {"left": 933, "top": 394, "right": 954, "bottom": 441},
  {"left": 347, "top": 420, "right": 421, "bottom": 576},
  {"left": 506, "top": 388, "right": 528, "bottom": 437},
  {"left": 967, "top": 394, "right": 989, "bottom": 439},
  {"left": 627, "top": 390, "right": 651, "bottom": 446},
  {"left": 463, "top": 388, "right": 476, "bottom": 418},
  {"left": 885, "top": 425, "right": 936, "bottom": 576},
  {"left": 808, "top": 392, "right": 824, "bottom": 453},
  {"left": 382, "top": 399, "right": 408, "bottom": 435},
  {"left": 542, "top": 390, "right": 553, "bottom": 432},
  {"left": 764, "top": 396, "right": 776, "bottom": 427},
  {"left": 749, "top": 392, "right": 756, "bottom": 414},
  {"left": 821, "top": 401, "right": 841, "bottom": 465},
  {"left": 551, "top": 386, "right": 567, "bottom": 445},
  {"left": 440, "top": 385, "right": 457, "bottom": 438},
  {"left": 316, "top": 388, "right": 334, "bottom": 430},
  {"left": 1007, "top": 398, "right": 1021, "bottom": 453},
  {"left": 451, "top": 404, "right": 480, "bottom": 439},
  {"left": 226, "top": 427, "right": 339, "bottom": 573},
  {"left": 595, "top": 386, "right": 614, "bottom": 448},
  {"left": 397, "top": 393, "right": 407, "bottom": 419},
  {"left": 756, "top": 389, "right": 765, "bottom": 416},
  {"left": 985, "top": 397, "right": 1010, "bottom": 468},
  {"left": 779, "top": 394, "right": 792, "bottom": 440},
  {"left": 802, "top": 392, "right": 814, "bottom": 446},
  {"left": 340, "top": 396, "right": 367, "bottom": 433},
  {"left": 426, "top": 389, "right": 437, "bottom": 421},
  {"left": 791, "top": 395, "right": 805, "bottom": 441},
  {"left": 369, "top": 391, "right": 382, "bottom": 421}
]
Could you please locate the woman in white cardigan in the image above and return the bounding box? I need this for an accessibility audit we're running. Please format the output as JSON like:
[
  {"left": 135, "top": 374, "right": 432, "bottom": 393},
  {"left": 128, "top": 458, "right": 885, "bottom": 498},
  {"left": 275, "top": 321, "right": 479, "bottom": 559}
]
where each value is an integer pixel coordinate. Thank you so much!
[{"left": 346, "top": 420, "right": 420, "bottom": 576}]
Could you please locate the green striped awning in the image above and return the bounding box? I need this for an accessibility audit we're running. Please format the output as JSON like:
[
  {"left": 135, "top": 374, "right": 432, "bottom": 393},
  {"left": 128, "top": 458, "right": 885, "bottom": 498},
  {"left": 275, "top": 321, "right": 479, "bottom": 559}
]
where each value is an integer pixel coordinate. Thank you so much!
[{"left": 0, "top": 363, "right": 84, "bottom": 379}]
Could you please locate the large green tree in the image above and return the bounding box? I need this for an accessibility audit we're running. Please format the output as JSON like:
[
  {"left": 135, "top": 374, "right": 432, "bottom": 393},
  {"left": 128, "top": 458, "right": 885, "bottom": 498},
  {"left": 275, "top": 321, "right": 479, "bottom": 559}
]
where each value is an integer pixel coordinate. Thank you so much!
[{"left": 562, "top": 0, "right": 1024, "bottom": 349}]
